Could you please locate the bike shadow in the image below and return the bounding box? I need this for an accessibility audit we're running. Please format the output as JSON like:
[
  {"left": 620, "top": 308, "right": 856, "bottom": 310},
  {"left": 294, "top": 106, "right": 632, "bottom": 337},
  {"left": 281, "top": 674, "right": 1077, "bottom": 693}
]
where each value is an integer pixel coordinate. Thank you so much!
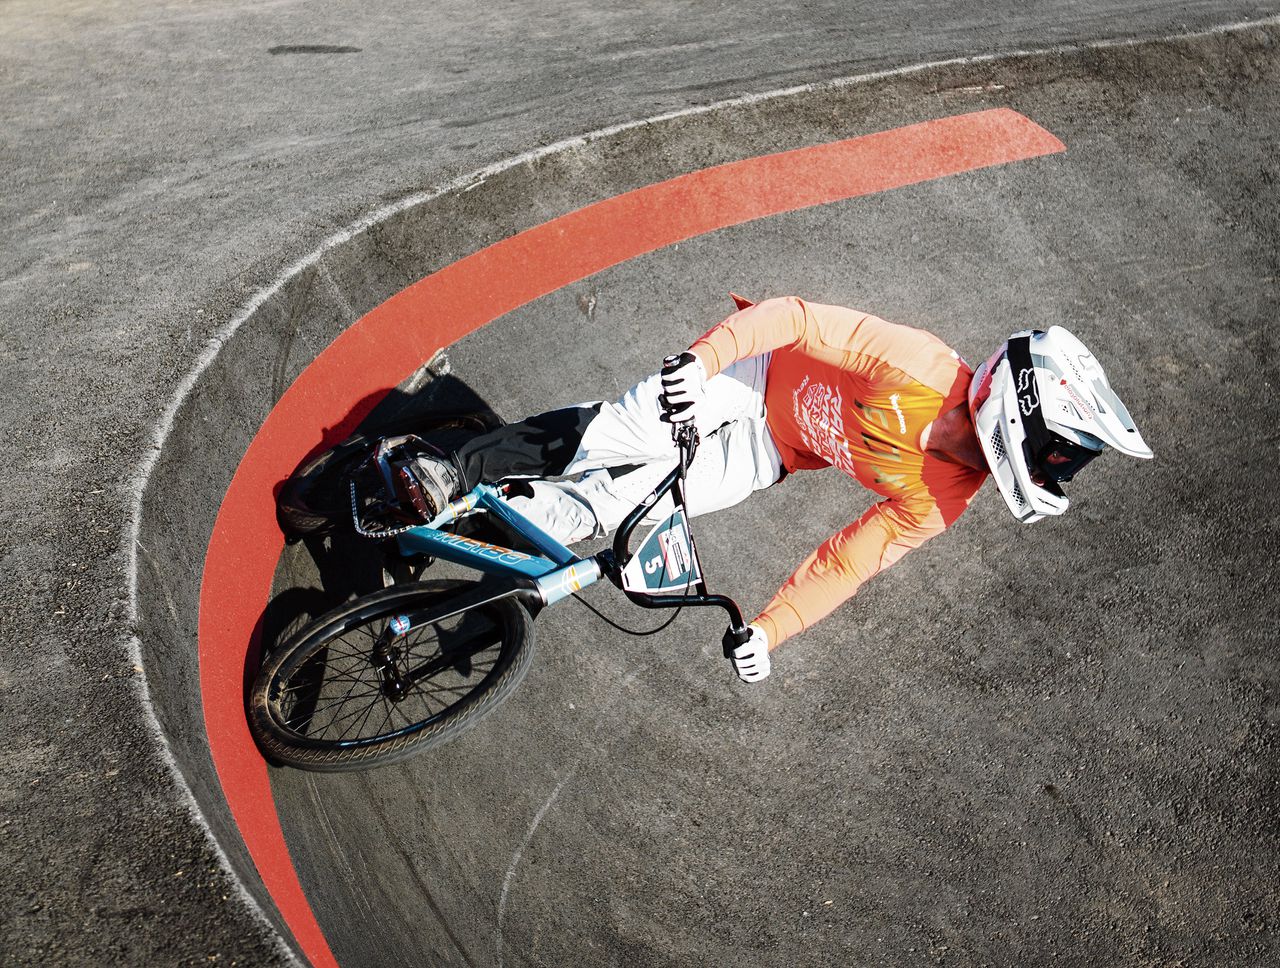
[{"left": 250, "top": 372, "right": 502, "bottom": 685}]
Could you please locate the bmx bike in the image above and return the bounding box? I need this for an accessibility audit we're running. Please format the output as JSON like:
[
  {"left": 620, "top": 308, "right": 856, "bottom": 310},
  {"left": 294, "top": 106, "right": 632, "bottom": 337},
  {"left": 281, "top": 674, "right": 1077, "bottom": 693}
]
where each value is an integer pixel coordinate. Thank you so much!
[{"left": 248, "top": 418, "right": 751, "bottom": 772}]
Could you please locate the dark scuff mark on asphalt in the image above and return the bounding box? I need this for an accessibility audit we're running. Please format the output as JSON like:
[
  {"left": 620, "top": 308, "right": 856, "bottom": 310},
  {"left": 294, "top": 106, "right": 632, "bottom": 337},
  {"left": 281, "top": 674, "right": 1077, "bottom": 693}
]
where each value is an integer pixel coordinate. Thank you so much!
[
  {"left": 356, "top": 769, "right": 482, "bottom": 968},
  {"left": 268, "top": 45, "right": 362, "bottom": 55}
]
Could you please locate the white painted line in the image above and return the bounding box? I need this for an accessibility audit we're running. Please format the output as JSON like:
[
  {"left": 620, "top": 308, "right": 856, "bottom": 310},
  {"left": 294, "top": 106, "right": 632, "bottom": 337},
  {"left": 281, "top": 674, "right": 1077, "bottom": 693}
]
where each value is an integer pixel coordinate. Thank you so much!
[{"left": 494, "top": 760, "right": 583, "bottom": 968}]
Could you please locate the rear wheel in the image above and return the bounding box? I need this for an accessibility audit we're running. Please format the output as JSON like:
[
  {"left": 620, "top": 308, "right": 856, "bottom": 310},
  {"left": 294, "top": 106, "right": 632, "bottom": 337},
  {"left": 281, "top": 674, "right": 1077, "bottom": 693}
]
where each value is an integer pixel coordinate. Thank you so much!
[
  {"left": 276, "top": 434, "right": 373, "bottom": 537},
  {"left": 276, "top": 411, "right": 501, "bottom": 539},
  {"left": 249, "top": 580, "right": 534, "bottom": 771}
]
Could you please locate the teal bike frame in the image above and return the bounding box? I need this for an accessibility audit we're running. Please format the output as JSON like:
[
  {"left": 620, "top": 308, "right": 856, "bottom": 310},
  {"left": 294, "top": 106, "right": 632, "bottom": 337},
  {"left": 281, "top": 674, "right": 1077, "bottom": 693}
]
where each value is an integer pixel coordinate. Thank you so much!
[
  {"left": 396, "top": 482, "right": 605, "bottom": 607},
  {"left": 381, "top": 427, "right": 750, "bottom": 640}
]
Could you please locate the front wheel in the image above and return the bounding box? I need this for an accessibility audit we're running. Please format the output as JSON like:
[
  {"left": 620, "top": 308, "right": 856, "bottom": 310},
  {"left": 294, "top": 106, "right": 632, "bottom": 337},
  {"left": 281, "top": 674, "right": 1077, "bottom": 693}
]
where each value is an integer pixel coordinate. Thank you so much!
[{"left": 249, "top": 580, "right": 534, "bottom": 771}]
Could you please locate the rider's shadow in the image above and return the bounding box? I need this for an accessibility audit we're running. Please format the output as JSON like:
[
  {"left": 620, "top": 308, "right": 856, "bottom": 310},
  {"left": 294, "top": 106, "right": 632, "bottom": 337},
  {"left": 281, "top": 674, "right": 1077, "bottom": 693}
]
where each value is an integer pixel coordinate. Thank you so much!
[{"left": 256, "top": 372, "right": 502, "bottom": 664}]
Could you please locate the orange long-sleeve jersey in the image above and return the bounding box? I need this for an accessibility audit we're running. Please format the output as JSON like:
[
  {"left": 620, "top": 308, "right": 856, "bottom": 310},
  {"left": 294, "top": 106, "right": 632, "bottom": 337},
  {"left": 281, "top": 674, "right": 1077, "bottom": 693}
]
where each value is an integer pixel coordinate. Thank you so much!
[{"left": 689, "top": 297, "right": 987, "bottom": 647}]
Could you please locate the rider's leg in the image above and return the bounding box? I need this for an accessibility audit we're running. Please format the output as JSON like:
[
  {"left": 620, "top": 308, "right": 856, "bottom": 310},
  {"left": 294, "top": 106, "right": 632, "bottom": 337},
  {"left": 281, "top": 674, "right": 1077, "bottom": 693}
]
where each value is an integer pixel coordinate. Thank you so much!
[
  {"left": 450, "top": 404, "right": 602, "bottom": 491},
  {"left": 564, "top": 352, "right": 773, "bottom": 477},
  {"left": 411, "top": 354, "right": 775, "bottom": 521},
  {"left": 504, "top": 406, "right": 783, "bottom": 543},
  {"left": 404, "top": 404, "right": 601, "bottom": 516},
  {"left": 502, "top": 355, "right": 782, "bottom": 543},
  {"left": 452, "top": 353, "right": 773, "bottom": 488}
]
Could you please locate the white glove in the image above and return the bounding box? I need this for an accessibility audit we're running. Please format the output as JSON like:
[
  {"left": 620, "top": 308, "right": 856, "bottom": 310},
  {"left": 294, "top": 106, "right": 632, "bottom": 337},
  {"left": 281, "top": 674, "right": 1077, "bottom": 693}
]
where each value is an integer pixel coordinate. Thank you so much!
[
  {"left": 728, "top": 623, "right": 771, "bottom": 682},
  {"left": 658, "top": 352, "right": 707, "bottom": 430}
]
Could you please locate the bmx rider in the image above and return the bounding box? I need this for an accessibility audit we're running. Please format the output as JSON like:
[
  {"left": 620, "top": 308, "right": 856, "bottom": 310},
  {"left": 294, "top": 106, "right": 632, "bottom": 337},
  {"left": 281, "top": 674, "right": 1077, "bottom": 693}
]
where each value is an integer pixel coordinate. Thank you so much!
[{"left": 399, "top": 296, "right": 1152, "bottom": 682}]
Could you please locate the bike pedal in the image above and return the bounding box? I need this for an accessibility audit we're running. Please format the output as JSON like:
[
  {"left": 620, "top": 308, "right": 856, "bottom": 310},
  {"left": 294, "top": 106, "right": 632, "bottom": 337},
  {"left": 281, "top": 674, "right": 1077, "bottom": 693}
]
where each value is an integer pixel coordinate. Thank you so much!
[{"left": 394, "top": 465, "right": 434, "bottom": 520}]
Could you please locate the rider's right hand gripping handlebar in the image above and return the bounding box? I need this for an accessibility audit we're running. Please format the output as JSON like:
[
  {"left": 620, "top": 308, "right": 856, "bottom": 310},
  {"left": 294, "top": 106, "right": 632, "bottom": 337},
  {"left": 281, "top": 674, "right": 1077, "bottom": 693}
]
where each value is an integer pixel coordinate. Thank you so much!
[{"left": 660, "top": 353, "right": 703, "bottom": 447}]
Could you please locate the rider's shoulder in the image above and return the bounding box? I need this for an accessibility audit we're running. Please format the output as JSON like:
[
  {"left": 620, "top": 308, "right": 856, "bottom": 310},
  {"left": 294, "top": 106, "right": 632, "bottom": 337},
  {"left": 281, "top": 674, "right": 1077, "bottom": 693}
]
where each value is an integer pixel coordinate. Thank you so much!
[{"left": 796, "top": 302, "right": 968, "bottom": 389}]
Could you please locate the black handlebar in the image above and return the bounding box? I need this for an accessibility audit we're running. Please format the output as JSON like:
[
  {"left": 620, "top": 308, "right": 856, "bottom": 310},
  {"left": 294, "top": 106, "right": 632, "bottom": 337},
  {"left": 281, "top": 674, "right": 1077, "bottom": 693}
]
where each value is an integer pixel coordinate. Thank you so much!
[{"left": 610, "top": 429, "right": 748, "bottom": 634}]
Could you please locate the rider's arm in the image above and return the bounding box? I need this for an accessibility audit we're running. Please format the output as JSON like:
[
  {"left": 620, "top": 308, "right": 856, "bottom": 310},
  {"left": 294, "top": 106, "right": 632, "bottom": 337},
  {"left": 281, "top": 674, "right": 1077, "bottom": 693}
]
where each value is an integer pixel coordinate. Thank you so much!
[
  {"left": 751, "top": 496, "right": 950, "bottom": 648},
  {"left": 691, "top": 295, "right": 964, "bottom": 392},
  {"left": 689, "top": 296, "right": 817, "bottom": 377}
]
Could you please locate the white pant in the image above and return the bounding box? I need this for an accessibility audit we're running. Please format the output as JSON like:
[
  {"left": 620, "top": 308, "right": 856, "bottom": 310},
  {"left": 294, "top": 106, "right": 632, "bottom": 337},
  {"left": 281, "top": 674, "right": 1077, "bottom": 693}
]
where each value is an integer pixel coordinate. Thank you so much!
[{"left": 507, "top": 354, "right": 783, "bottom": 544}]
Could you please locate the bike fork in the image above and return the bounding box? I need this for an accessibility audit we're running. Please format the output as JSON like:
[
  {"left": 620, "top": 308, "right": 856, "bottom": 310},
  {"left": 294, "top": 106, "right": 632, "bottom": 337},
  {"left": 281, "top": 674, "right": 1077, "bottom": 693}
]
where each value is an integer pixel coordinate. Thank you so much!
[{"left": 371, "top": 620, "right": 413, "bottom": 701}]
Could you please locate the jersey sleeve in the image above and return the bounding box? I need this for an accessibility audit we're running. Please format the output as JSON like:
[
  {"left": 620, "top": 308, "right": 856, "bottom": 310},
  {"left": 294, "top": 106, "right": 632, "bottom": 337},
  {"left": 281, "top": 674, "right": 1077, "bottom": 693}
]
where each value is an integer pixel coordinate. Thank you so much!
[
  {"left": 688, "top": 296, "right": 812, "bottom": 377},
  {"left": 690, "top": 296, "right": 905, "bottom": 384},
  {"left": 752, "top": 496, "right": 950, "bottom": 647}
]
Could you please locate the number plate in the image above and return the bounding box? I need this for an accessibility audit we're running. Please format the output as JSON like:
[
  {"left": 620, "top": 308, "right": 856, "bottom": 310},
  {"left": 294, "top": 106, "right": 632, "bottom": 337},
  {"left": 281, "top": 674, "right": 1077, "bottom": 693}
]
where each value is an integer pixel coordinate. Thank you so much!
[{"left": 621, "top": 509, "right": 701, "bottom": 593}]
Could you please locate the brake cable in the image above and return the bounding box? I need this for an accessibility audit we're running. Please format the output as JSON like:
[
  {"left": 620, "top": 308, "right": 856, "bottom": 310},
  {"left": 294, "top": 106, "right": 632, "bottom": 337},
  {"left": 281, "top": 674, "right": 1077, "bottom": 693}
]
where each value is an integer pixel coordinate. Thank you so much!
[
  {"left": 569, "top": 588, "right": 686, "bottom": 637},
  {"left": 571, "top": 424, "right": 703, "bottom": 637}
]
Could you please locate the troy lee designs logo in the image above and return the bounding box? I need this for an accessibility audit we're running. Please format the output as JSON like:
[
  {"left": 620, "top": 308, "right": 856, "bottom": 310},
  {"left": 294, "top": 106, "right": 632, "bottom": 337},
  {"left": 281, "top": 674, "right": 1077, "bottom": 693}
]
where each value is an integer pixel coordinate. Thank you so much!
[
  {"left": 793, "top": 376, "right": 857, "bottom": 475},
  {"left": 888, "top": 393, "right": 908, "bottom": 434},
  {"left": 1059, "top": 378, "right": 1096, "bottom": 419}
]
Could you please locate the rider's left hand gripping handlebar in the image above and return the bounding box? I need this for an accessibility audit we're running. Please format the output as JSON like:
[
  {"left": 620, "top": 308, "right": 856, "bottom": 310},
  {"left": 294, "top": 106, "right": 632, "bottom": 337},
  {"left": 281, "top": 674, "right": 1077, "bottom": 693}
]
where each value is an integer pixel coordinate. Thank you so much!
[
  {"left": 723, "top": 623, "right": 770, "bottom": 682},
  {"left": 721, "top": 623, "right": 752, "bottom": 657}
]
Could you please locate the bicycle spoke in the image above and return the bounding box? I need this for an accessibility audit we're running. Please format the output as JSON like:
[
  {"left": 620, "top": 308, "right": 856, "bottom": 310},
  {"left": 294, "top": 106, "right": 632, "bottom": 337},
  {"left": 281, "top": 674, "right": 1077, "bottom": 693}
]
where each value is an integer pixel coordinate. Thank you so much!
[
  {"left": 284, "top": 685, "right": 377, "bottom": 735},
  {"left": 374, "top": 695, "right": 397, "bottom": 740},
  {"left": 316, "top": 636, "right": 380, "bottom": 663},
  {"left": 310, "top": 672, "right": 382, "bottom": 737},
  {"left": 393, "top": 630, "right": 447, "bottom": 665},
  {"left": 283, "top": 707, "right": 317, "bottom": 734},
  {"left": 340, "top": 692, "right": 384, "bottom": 742},
  {"left": 409, "top": 658, "right": 499, "bottom": 685},
  {"left": 283, "top": 682, "right": 382, "bottom": 718},
  {"left": 278, "top": 665, "right": 371, "bottom": 695},
  {"left": 385, "top": 695, "right": 413, "bottom": 732},
  {"left": 314, "top": 690, "right": 381, "bottom": 741},
  {"left": 419, "top": 681, "right": 480, "bottom": 700}
]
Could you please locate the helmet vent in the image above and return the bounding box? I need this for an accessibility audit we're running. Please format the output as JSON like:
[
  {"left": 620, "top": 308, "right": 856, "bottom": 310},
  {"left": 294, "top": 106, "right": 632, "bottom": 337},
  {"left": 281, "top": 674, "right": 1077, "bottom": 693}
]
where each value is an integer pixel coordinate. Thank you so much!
[
  {"left": 989, "top": 425, "right": 1006, "bottom": 460},
  {"left": 1011, "top": 480, "right": 1027, "bottom": 507}
]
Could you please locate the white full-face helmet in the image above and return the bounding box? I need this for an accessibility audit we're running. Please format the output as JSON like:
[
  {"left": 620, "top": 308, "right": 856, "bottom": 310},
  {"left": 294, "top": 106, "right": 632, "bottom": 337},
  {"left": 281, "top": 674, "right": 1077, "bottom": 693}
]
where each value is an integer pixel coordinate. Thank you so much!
[{"left": 968, "top": 326, "right": 1153, "bottom": 523}]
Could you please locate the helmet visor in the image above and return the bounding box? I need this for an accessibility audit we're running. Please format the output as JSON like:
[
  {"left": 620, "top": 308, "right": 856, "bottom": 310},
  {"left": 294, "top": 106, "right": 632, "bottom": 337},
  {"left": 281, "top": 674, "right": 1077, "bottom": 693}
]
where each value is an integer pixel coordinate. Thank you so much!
[{"left": 1026, "top": 435, "right": 1101, "bottom": 484}]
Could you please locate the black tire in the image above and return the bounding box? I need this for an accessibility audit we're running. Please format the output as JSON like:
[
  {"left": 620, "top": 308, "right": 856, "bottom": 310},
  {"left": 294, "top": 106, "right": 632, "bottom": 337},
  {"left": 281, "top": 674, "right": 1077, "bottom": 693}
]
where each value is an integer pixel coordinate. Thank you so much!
[
  {"left": 276, "top": 433, "right": 374, "bottom": 537},
  {"left": 249, "top": 580, "right": 534, "bottom": 771}
]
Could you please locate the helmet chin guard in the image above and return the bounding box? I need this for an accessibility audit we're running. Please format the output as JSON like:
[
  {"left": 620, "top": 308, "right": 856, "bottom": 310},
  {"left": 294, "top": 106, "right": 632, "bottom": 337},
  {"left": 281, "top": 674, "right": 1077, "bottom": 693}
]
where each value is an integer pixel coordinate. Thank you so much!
[{"left": 969, "top": 326, "right": 1152, "bottom": 523}]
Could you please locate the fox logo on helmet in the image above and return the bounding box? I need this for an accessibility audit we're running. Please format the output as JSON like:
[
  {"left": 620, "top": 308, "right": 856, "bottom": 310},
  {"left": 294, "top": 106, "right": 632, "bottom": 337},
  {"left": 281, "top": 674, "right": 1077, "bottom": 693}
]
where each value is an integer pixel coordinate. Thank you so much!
[{"left": 1016, "top": 367, "right": 1039, "bottom": 416}]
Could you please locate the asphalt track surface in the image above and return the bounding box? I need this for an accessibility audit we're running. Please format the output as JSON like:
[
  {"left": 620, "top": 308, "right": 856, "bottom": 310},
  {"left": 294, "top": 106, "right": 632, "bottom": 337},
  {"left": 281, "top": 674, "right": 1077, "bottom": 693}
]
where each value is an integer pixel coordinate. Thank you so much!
[{"left": 3, "top": 2, "right": 1280, "bottom": 967}]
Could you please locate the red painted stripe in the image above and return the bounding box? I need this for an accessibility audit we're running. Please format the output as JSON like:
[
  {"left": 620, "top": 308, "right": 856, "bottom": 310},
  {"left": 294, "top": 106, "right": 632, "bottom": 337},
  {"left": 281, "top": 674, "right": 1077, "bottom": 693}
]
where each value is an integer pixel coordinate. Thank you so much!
[{"left": 198, "top": 108, "right": 1062, "bottom": 968}]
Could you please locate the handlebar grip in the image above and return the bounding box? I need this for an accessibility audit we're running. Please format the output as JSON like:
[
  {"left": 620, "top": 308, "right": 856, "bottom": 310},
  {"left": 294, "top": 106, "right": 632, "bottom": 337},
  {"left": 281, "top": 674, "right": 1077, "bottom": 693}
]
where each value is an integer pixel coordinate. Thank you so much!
[
  {"left": 722, "top": 624, "right": 751, "bottom": 658},
  {"left": 662, "top": 351, "right": 696, "bottom": 375}
]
